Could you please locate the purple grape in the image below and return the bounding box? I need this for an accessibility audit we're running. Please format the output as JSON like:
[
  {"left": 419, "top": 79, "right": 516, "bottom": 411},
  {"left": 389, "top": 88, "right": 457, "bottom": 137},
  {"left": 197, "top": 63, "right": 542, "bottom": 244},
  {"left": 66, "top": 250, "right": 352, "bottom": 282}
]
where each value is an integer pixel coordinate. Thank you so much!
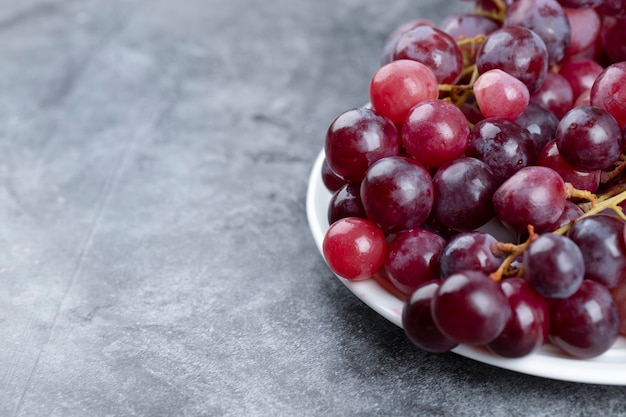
[
  {"left": 487, "top": 278, "right": 549, "bottom": 358},
  {"left": 432, "top": 157, "right": 497, "bottom": 231},
  {"left": 360, "top": 156, "right": 434, "bottom": 234},
  {"left": 493, "top": 166, "right": 567, "bottom": 233},
  {"left": 505, "top": 0, "right": 571, "bottom": 65},
  {"left": 439, "top": 231, "right": 503, "bottom": 278},
  {"left": 567, "top": 215, "right": 626, "bottom": 289},
  {"left": 385, "top": 229, "right": 446, "bottom": 296},
  {"left": 523, "top": 233, "right": 585, "bottom": 298},
  {"left": 466, "top": 118, "right": 536, "bottom": 186},
  {"left": 538, "top": 200, "right": 584, "bottom": 233},
  {"left": 328, "top": 183, "right": 367, "bottom": 225},
  {"left": 432, "top": 270, "right": 511, "bottom": 345},
  {"left": 324, "top": 107, "right": 400, "bottom": 183},
  {"left": 476, "top": 26, "right": 549, "bottom": 93},
  {"left": 321, "top": 158, "right": 347, "bottom": 192},
  {"left": 555, "top": 105, "right": 623, "bottom": 171},
  {"left": 393, "top": 25, "right": 464, "bottom": 84},
  {"left": 549, "top": 280, "right": 620, "bottom": 358},
  {"left": 402, "top": 280, "right": 458, "bottom": 353}
]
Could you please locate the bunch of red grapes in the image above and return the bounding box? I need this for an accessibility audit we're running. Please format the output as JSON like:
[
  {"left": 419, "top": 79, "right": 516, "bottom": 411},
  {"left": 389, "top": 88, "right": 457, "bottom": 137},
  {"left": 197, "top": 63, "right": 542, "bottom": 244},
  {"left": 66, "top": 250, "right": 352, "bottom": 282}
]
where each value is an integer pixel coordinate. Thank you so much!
[{"left": 321, "top": 0, "right": 626, "bottom": 359}]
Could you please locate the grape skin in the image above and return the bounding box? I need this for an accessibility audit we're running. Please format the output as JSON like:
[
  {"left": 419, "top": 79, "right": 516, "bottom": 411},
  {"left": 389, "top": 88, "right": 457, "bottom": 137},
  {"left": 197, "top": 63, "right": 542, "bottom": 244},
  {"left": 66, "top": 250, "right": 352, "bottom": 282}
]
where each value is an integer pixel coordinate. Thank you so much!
[
  {"left": 360, "top": 156, "right": 434, "bottom": 234},
  {"left": 432, "top": 270, "right": 511, "bottom": 346},
  {"left": 492, "top": 166, "right": 566, "bottom": 234},
  {"left": 432, "top": 157, "right": 497, "bottom": 231},
  {"left": 385, "top": 229, "right": 446, "bottom": 296},
  {"left": 549, "top": 280, "right": 620, "bottom": 359},
  {"left": 403, "top": 281, "right": 458, "bottom": 353},
  {"left": 523, "top": 233, "right": 585, "bottom": 299},
  {"left": 487, "top": 278, "right": 549, "bottom": 358}
]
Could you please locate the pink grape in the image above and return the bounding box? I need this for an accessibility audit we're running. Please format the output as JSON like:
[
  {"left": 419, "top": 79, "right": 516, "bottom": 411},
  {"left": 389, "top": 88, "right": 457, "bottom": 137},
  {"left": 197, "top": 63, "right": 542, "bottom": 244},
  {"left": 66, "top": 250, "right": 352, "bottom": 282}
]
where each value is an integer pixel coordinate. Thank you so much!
[
  {"left": 369, "top": 60, "right": 439, "bottom": 125},
  {"left": 473, "top": 69, "right": 530, "bottom": 120}
]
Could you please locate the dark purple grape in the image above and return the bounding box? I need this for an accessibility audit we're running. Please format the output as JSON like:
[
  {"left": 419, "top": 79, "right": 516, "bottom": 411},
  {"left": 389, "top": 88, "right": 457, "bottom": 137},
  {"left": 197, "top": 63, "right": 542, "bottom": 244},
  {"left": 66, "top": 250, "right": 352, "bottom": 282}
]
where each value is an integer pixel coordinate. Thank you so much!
[
  {"left": 514, "top": 102, "right": 558, "bottom": 155},
  {"left": 439, "top": 231, "right": 503, "bottom": 278},
  {"left": 505, "top": 0, "right": 571, "bottom": 65},
  {"left": 549, "top": 280, "right": 620, "bottom": 358},
  {"left": 393, "top": 25, "right": 464, "bottom": 84},
  {"left": 402, "top": 280, "right": 458, "bottom": 353},
  {"left": 487, "top": 278, "right": 549, "bottom": 358},
  {"left": 493, "top": 166, "right": 566, "bottom": 233},
  {"left": 385, "top": 229, "right": 446, "bottom": 296},
  {"left": 523, "top": 233, "right": 584, "bottom": 298},
  {"left": 536, "top": 140, "right": 600, "bottom": 193},
  {"left": 432, "top": 157, "right": 497, "bottom": 231},
  {"left": 567, "top": 215, "right": 626, "bottom": 288},
  {"left": 321, "top": 158, "right": 347, "bottom": 192},
  {"left": 360, "top": 156, "right": 433, "bottom": 234},
  {"left": 555, "top": 105, "right": 623, "bottom": 171},
  {"left": 324, "top": 107, "right": 400, "bottom": 183},
  {"left": 328, "top": 183, "right": 367, "bottom": 225},
  {"left": 466, "top": 118, "right": 536, "bottom": 186},
  {"left": 432, "top": 270, "right": 511, "bottom": 345},
  {"left": 476, "top": 26, "right": 549, "bottom": 93}
]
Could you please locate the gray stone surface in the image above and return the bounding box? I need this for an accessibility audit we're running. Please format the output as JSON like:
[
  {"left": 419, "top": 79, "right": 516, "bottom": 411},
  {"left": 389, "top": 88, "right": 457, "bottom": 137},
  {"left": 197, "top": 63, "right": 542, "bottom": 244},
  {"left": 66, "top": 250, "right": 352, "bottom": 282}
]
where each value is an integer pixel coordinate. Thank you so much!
[{"left": 0, "top": 0, "right": 625, "bottom": 416}]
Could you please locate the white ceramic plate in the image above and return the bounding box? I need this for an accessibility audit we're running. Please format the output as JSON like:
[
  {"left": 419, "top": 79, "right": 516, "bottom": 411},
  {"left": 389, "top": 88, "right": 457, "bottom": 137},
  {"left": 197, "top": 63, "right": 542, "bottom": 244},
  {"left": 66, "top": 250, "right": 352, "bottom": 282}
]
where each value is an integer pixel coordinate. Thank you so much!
[{"left": 307, "top": 148, "right": 626, "bottom": 385}]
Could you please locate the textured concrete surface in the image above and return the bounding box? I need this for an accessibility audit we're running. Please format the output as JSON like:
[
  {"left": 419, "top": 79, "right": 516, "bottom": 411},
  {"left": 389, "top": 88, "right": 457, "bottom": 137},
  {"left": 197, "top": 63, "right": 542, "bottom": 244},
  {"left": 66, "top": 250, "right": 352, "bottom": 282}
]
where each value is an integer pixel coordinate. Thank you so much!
[{"left": 0, "top": 0, "right": 625, "bottom": 416}]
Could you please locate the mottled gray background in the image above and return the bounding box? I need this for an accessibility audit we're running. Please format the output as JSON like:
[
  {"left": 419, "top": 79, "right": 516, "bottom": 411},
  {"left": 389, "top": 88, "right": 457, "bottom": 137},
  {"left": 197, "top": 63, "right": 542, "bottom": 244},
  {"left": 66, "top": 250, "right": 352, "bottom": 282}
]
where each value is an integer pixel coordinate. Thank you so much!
[{"left": 0, "top": 0, "right": 624, "bottom": 416}]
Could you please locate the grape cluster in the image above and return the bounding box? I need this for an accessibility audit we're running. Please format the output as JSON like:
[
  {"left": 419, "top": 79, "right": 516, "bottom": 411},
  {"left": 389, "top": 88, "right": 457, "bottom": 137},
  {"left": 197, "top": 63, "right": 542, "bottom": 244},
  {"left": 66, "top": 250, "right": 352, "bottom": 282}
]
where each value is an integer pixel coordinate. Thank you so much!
[{"left": 320, "top": 0, "right": 626, "bottom": 359}]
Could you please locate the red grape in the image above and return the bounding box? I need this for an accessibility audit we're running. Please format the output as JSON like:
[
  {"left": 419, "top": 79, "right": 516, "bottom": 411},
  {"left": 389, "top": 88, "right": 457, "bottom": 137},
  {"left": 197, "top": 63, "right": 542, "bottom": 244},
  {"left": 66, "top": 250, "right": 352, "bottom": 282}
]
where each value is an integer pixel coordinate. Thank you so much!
[
  {"left": 384, "top": 228, "right": 446, "bottom": 296},
  {"left": 401, "top": 99, "right": 470, "bottom": 168},
  {"left": 590, "top": 62, "right": 626, "bottom": 129},
  {"left": 322, "top": 217, "right": 387, "bottom": 281},
  {"left": 369, "top": 60, "right": 439, "bottom": 125}
]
